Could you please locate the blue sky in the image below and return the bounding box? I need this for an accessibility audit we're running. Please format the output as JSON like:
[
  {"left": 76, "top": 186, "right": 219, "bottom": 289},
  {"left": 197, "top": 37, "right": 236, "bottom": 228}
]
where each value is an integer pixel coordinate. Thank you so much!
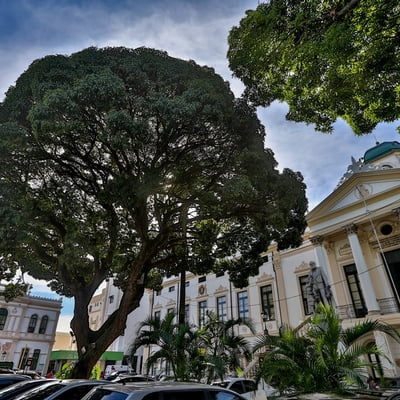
[{"left": 1, "top": 0, "right": 399, "bottom": 330}]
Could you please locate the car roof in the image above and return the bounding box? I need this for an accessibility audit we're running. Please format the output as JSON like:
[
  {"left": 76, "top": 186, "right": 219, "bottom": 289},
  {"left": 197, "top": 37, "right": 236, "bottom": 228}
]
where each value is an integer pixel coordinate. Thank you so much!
[
  {"left": 90, "top": 381, "right": 244, "bottom": 394},
  {"left": 0, "top": 374, "right": 30, "bottom": 379}
]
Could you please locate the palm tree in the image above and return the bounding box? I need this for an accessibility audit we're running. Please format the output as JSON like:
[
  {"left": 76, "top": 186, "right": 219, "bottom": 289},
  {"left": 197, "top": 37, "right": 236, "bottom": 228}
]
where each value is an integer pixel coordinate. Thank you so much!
[
  {"left": 130, "top": 312, "right": 201, "bottom": 381},
  {"left": 131, "top": 311, "right": 254, "bottom": 382},
  {"left": 200, "top": 311, "right": 254, "bottom": 383},
  {"left": 254, "top": 303, "right": 400, "bottom": 394}
]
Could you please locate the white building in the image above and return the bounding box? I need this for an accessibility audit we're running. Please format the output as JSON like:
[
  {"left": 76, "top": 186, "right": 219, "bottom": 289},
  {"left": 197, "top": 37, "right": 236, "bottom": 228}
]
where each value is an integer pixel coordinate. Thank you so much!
[
  {"left": 98, "top": 140, "right": 400, "bottom": 380},
  {"left": 0, "top": 289, "right": 62, "bottom": 375}
]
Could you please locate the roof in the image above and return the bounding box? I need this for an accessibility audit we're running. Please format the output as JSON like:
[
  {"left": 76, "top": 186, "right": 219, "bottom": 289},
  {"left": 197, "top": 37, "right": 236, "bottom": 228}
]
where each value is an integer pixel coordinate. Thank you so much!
[{"left": 364, "top": 141, "right": 400, "bottom": 163}]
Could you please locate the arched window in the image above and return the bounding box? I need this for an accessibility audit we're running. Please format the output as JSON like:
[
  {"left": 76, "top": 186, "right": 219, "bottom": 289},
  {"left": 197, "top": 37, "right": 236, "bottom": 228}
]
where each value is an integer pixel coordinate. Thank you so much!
[
  {"left": 0, "top": 308, "right": 8, "bottom": 330},
  {"left": 28, "top": 314, "right": 38, "bottom": 333},
  {"left": 39, "top": 316, "right": 49, "bottom": 334}
]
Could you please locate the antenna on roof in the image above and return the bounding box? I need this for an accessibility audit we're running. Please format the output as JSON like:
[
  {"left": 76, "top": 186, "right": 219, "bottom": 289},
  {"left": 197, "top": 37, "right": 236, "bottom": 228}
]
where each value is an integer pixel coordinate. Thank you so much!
[{"left": 373, "top": 134, "right": 379, "bottom": 145}]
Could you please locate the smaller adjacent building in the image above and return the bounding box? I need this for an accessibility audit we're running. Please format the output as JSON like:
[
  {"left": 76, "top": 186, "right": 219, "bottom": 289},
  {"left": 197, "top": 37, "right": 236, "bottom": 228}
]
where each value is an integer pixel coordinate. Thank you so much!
[{"left": 0, "top": 288, "right": 62, "bottom": 375}]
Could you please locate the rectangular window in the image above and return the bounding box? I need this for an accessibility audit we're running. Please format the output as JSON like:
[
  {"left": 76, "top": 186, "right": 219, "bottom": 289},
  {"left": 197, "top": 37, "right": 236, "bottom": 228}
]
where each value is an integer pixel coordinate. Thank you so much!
[
  {"left": 198, "top": 300, "right": 207, "bottom": 327},
  {"left": 31, "top": 349, "right": 40, "bottom": 370},
  {"left": 237, "top": 291, "right": 249, "bottom": 320},
  {"left": 109, "top": 295, "right": 114, "bottom": 304},
  {"left": 217, "top": 296, "right": 227, "bottom": 322},
  {"left": 184, "top": 304, "right": 189, "bottom": 323},
  {"left": 344, "top": 264, "right": 367, "bottom": 318},
  {"left": 185, "top": 281, "right": 190, "bottom": 287},
  {"left": 299, "top": 276, "right": 312, "bottom": 315},
  {"left": 154, "top": 311, "right": 161, "bottom": 321},
  {"left": 168, "top": 286, "right": 175, "bottom": 292},
  {"left": 260, "top": 285, "right": 275, "bottom": 320},
  {"left": 198, "top": 276, "right": 206, "bottom": 283},
  {"left": 18, "top": 347, "right": 29, "bottom": 369},
  {"left": 0, "top": 309, "right": 8, "bottom": 330},
  {"left": 215, "top": 271, "right": 224, "bottom": 277},
  {"left": 167, "top": 308, "right": 175, "bottom": 315},
  {"left": 156, "top": 289, "right": 161, "bottom": 296}
]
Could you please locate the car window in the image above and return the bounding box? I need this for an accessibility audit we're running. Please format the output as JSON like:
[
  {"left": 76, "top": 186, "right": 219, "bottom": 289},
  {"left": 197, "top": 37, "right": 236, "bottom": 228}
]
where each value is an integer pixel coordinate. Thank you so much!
[
  {"left": 141, "top": 393, "right": 159, "bottom": 400},
  {"left": 15, "top": 383, "right": 65, "bottom": 400},
  {"left": 55, "top": 385, "right": 99, "bottom": 400},
  {"left": 162, "top": 390, "right": 205, "bottom": 400},
  {"left": 0, "top": 380, "right": 47, "bottom": 399},
  {"left": 83, "top": 388, "right": 129, "bottom": 400},
  {"left": 210, "top": 391, "right": 243, "bottom": 400},
  {"left": 242, "top": 381, "right": 256, "bottom": 393},
  {"left": 229, "top": 382, "right": 244, "bottom": 394}
]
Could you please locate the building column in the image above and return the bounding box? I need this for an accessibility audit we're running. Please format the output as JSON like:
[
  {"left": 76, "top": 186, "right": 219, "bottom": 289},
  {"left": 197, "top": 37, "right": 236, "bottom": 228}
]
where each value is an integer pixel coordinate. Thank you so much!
[{"left": 344, "top": 223, "right": 380, "bottom": 315}]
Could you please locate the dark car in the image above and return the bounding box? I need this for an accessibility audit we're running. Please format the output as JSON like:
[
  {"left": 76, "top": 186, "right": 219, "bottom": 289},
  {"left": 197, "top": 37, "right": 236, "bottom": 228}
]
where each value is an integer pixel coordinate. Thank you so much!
[
  {"left": 13, "top": 379, "right": 109, "bottom": 400},
  {"left": 0, "top": 378, "right": 52, "bottom": 399},
  {"left": 0, "top": 374, "right": 31, "bottom": 390},
  {"left": 81, "top": 381, "right": 248, "bottom": 400}
]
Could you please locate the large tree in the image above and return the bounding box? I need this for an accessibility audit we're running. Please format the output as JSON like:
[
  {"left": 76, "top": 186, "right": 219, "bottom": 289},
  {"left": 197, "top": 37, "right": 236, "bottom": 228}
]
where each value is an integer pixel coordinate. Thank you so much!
[
  {"left": 228, "top": 0, "right": 400, "bottom": 135},
  {"left": 0, "top": 46, "right": 307, "bottom": 378}
]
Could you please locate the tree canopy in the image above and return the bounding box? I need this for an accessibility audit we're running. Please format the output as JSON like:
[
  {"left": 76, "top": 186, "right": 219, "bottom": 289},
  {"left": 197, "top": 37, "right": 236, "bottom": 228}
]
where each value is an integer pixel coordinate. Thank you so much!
[
  {"left": 0, "top": 46, "right": 307, "bottom": 377},
  {"left": 228, "top": 0, "right": 400, "bottom": 135}
]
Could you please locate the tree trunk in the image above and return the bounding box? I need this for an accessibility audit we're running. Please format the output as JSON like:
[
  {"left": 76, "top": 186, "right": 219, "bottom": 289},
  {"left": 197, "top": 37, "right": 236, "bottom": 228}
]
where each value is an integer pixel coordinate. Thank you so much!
[{"left": 178, "top": 267, "right": 186, "bottom": 325}]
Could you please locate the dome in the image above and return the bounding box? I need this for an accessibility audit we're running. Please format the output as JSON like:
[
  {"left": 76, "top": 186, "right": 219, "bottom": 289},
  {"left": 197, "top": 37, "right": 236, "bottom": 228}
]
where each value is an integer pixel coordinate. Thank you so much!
[{"left": 363, "top": 141, "right": 400, "bottom": 163}]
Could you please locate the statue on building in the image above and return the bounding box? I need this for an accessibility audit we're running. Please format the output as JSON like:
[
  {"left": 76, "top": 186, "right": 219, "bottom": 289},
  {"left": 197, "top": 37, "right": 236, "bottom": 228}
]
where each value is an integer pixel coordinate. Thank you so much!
[{"left": 306, "top": 261, "right": 332, "bottom": 313}]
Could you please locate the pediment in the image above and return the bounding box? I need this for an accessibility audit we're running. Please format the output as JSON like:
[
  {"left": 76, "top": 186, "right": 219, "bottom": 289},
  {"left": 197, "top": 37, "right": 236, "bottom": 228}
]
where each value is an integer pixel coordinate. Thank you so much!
[
  {"left": 307, "top": 169, "right": 400, "bottom": 225},
  {"left": 328, "top": 180, "right": 398, "bottom": 212}
]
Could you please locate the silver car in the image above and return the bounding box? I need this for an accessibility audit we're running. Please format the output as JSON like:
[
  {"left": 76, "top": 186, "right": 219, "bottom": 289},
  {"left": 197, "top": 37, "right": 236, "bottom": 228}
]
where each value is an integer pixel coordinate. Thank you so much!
[{"left": 82, "top": 381, "right": 249, "bottom": 400}]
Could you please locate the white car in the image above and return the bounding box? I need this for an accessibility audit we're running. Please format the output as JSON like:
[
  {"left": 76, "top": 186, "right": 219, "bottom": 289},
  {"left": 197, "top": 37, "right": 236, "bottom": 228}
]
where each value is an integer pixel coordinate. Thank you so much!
[{"left": 212, "top": 378, "right": 277, "bottom": 400}]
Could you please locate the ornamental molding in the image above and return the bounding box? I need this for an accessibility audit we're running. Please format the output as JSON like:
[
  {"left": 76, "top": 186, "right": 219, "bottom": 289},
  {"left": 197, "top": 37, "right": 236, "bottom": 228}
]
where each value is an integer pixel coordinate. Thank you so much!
[
  {"left": 214, "top": 285, "right": 228, "bottom": 295},
  {"left": 256, "top": 272, "right": 274, "bottom": 283},
  {"left": 343, "top": 223, "right": 358, "bottom": 235},
  {"left": 295, "top": 261, "right": 310, "bottom": 274},
  {"left": 310, "top": 235, "right": 324, "bottom": 246}
]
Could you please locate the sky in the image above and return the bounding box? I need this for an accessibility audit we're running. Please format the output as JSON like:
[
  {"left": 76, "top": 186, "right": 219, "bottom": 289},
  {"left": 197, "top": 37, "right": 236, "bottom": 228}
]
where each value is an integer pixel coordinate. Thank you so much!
[{"left": 1, "top": 0, "right": 399, "bottom": 331}]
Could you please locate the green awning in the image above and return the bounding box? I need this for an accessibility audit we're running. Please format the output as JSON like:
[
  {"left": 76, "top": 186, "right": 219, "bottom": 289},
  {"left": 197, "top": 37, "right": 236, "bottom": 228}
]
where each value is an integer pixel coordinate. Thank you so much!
[
  {"left": 50, "top": 350, "right": 124, "bottom": 361},
  {"left": 100, "top": 351, "right": 124, "bottom": 361},
  {"left": 50, "top": 350, "right": 79, "bottom": 361}
]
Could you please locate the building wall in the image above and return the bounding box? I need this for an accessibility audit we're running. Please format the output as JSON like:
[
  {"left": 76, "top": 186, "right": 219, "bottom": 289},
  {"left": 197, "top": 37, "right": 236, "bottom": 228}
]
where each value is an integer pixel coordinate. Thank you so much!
[{"left": 0, "top": 292, "right": 62, "bottom": 375}]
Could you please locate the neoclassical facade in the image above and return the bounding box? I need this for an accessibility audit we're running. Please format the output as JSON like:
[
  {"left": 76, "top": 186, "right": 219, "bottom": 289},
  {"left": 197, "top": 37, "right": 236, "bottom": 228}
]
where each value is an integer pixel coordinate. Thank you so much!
[
  {"left": 103, "top": 141, "right": 400, "bottom": 379},
  {"left": 0, "top": 289, "right": 62, "bottom": 375}
]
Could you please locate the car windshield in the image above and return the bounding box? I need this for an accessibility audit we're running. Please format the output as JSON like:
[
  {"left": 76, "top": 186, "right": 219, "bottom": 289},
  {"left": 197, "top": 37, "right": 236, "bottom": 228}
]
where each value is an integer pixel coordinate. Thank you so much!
[
  {"left": 0, "top": 379, "right": 45, "bottom": 396},
  {"left": 0, "top": 380, "right": 31, "bottom": 394},
  {"left": 14, "top": 383, "right": 65, "bottom": 400}
]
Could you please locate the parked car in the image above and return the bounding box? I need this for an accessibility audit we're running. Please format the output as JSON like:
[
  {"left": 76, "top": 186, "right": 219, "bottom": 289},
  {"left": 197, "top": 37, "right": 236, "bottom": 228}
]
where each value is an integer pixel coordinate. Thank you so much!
[
  {"left": 14, "top": 370, "right": 43, "bottom": 379},
  {"left": 0, "top": 374, "right": 31, "bottom": 389},
  {"left": 12, "top": 379, "right": 109, "bottom": 400},
  {"left": 0, "top": 378, "right": 54, "bottom": 399},
  {"left": 111, "top": 374, "right": 155, "bottom": 384},
  {"left": 212, "top": 378, "right": 276, "bottom": 400},
  {"left": 82, "top": 381, "right": 249, "bottom": 400}
]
